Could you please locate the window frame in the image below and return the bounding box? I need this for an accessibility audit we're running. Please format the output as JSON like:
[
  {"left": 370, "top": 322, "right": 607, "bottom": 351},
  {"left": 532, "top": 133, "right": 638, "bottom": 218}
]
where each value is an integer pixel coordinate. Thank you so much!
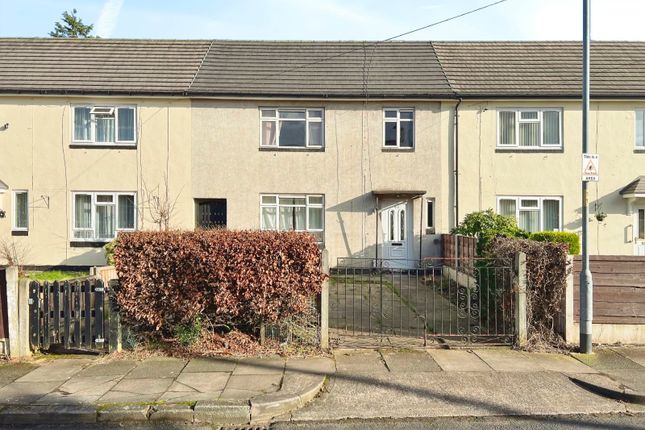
[
  {"left": 71, "top": 104, "right": 137, "bottom": 146},
  {"left": 426, "top": 198, "right": 435, "bottom": 231},
  {"left": 259, "top": 108, "right": 325, "bottom": 149},
  {"left": 383, "top": 108, "right": 415, "bottom": 149},
  {"left": 635, "top": 110, "right": 645, "bottom": 149},
  {"left": 497, "top": 108, "right": 563, "bottom": 149},
  {"left": 496, "top": 195, "right": 563, "bottom": 232},
  {"left": 12, "top": 190, "right": 29, "bottom": 232},
  {"left": 259, "top": 193, "right": 325, "bottom": 242},
  {"left": 71, "top": 191, "right": 137, "bottom": 242}
]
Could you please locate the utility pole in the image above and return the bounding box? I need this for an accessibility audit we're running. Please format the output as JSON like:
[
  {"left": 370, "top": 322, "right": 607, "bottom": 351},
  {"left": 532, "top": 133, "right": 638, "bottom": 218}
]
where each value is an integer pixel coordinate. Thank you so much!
[{"left": 580, "top": 0, "right": 593, "bottom": 354}]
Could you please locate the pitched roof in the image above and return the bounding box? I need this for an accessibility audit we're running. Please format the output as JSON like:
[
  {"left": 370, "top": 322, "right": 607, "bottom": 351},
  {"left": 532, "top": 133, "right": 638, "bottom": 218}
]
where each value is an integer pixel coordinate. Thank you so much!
[
  {"left": 620, "top": 176, "right": 645, "bottom": 196},
  {"left": 2, "top": 38, "right": 645, "bottom": 98},
  {"left": 190, "top": 40, "right": 453, "bottom": 98},
  {"left": 0, "top": 38, "right": 211, "bottom": 95},
  {"left": 432, "top": 41, "right": 645, "bottom": 98}
]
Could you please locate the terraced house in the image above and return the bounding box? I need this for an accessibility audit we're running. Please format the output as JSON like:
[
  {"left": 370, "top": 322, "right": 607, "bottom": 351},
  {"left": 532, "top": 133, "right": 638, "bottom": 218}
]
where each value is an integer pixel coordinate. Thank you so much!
[{"left": 0, "top": 38, "right": 644, "bottom": 268}]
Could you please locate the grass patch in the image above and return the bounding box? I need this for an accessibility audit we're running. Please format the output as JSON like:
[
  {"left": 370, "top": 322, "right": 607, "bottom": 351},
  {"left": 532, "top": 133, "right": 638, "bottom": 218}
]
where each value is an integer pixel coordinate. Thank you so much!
[{"left": 26, "top": 270, "right": 89, "bottom": 282}]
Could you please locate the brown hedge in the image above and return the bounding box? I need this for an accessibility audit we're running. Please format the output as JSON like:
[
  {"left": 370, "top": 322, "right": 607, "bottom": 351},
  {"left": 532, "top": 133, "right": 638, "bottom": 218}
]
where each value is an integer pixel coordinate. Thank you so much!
[
  {"left": 112, "top": 230, "right": 326, "bottom": 337},
  {"left": 485, "top": 236, "right": 570, "bottom": 350}
]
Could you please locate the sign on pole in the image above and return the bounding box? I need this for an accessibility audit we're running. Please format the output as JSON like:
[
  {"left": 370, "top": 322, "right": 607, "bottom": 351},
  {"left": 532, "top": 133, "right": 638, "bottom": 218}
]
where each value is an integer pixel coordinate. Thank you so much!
[{"left": 582, "top": 153, "right": 599, "bottom": 182}]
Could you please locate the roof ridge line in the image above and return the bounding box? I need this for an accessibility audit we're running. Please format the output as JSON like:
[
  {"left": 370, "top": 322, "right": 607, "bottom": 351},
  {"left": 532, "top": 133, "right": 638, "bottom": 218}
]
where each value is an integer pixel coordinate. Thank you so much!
[
  {"left": 188, "top": 40, "right": 215, "bottom": 91},
  {"left": 430, "top": 42, "right": 458, "bottom": 97}
]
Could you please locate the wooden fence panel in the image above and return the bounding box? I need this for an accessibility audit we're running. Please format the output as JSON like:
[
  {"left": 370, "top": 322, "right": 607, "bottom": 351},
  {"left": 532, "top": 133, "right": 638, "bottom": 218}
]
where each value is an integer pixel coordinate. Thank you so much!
[{"left": 573, "top": 255, "right": 645, "bottom": 324}]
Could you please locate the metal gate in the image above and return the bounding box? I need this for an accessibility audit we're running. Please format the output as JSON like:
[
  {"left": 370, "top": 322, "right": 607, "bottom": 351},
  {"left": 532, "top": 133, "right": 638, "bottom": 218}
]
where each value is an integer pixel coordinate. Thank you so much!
[
  {"left": 29, "top": 278, "right": 120, "bottom": 352},
  {"left": 330, "top": 258, "right": 516, "bottom": 347}
]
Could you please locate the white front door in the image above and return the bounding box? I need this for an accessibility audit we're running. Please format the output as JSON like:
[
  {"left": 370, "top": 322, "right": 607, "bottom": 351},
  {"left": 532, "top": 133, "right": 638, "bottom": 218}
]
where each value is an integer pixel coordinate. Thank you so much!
[
  {"left": 381, "top": 201, "right": 412, "bottom": 268},
  {"left": 635, "top": 208, "right": 645, "bottom": 256}
]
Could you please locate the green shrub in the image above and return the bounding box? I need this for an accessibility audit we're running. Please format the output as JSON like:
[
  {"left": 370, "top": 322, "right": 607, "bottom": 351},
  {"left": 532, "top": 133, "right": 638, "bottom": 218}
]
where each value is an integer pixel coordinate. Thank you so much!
[
  {"left": 452, "top": 209, "right": 528, "bottom": 254},
  {"left": 529, "top": 231, "right": 580, "bottom": 255},
  {"left": 174, "top": 316, "right": 202, "bottom": 347},
  {"left": 104, "top": 238, "right": 117, "bottom": 266}
]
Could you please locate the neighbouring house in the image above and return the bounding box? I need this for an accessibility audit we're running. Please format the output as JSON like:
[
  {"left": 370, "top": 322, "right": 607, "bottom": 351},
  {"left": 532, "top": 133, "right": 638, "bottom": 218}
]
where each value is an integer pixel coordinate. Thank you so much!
[{"left": 0, "top": 38, "right": 644, "bottom": 269}]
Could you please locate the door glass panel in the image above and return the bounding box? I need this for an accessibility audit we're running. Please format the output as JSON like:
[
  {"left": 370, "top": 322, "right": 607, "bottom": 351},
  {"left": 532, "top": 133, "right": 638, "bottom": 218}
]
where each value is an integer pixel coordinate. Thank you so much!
[
  {"left": 639, "top": 209, "right": 645, "bottom": 240},
  {"left": 400, "top": 209, "right": 405, "bottom": 240},
  {"left": 389, "top": 210, "right": 395, "bottom": 241}
]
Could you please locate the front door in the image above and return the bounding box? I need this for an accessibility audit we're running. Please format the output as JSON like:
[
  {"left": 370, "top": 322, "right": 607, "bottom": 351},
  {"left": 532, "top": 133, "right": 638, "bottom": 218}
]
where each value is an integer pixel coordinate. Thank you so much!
[
  {"left": 381, "top": 201, "right": 412, "bottom": 268},
  {"left": 635, "top": 208, "right": 645, "bottom": 256}
]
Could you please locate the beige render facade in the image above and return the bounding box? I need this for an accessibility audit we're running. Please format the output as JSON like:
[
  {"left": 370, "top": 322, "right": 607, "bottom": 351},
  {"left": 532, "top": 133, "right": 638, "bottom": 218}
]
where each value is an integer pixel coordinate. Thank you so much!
[
  {"left": 456, "top": 100, "right": 645, "bottom": 256},
  {"left": 0, "top": 96, "right": 194, "bottom": 266}
]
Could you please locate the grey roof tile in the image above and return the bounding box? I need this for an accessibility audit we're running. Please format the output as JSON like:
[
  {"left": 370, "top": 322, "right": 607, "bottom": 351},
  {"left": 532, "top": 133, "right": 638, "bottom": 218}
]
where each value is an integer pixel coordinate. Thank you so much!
[{"left": 620, "top": 176, "right": 645, "bottom": 195}]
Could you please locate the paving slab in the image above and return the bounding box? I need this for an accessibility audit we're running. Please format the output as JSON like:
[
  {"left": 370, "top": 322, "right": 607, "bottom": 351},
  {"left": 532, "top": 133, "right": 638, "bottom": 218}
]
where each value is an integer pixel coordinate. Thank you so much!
[
  {"left": 599, "top": 368, "right": 645, "bottom": 393},
  {"left": 77, "top": 360, "right": 138, "bottom": 377},
  {"left": 182, "top": 357, "right": 237, "bottom": 373},
  {"left": 612, "top": 347, "right": 645, "bottom": 368},
  {"left": 285, "top": 357, "right": 335, "bottom": 376},
  {"left": 473, "top": 349, "right": 538, "bottom": 372},
  {"left": 174, "top": 372, "right": 230, "bottom": 393},
  {"left": 226, "top": 374, "right": 282, "bottom": 393},
  {"left": 334, "top": 350, "right": 387, "bottom": 374},
  {"left": 0, "top": 381, "right": 63, "bottom": 405},
  {"left": 14, "top": 359, "right": 91, "bottom": 382},
  {"left": 572, "top": 349, "right": 645, "bottom": 371},
  {"left": 98, "top": 377, "right": 173, "bottom": 403},
  {"left": 292, "top": 371, "right": 624, "bottom": 420},
  {"left": 125, "top": 358, "right": 186, "bottom": 379},
  {"left": 522, "top": 352, "right": 598, "bottom": 374},
  {"left": 427, "top": 349, "right": 491, "bottom": 372},
  {"left": 159, "top": 390, "right": 222, "bottom": 402},
  {"left": 233, "top": 358, "right": 285, "bottom": 375},
  {"left": 219, "top": 388, "right": 265, "bottom": 400},
  {"left": 381, "top": 350, "right": 441, "bottom": 373},
  {"left": 0, "top": 363, "right": 38, "bottom": 388},
  {"left": 35, "top": 375, "right": 121, "bottom": 405}
]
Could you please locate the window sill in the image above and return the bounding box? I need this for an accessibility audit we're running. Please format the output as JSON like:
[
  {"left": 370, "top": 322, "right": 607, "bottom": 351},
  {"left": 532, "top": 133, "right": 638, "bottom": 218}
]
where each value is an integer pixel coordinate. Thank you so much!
[
  {"left": 70, "top": 143, "right": 137, "bottom": 150},
  {"left": 70, "top": 241, "right": 109, "bottom": 248},
  {"left": 634, "top": 148, "right": 645, "bottom": 153},
  {"left": 495, "top": 147, "right": 563, "bottom": 154},
  {"left": 259, "top": 147, "right": 325, "bottom": 152},
  {"left": 382, "top": 147, "right": 415, "bottom": 152},
  {"left": 11, "top": 230, "right": 28, "bottom": 237}
]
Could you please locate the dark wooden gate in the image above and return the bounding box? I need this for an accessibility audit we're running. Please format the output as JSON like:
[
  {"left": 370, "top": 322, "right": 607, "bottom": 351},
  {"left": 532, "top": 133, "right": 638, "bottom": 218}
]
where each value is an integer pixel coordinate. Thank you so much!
[
  {"left": 0, "top": 269, "right": 8, "bottom": 341},
  {"left": 29, "top": 278, "right": 120, "bottom": 352}
]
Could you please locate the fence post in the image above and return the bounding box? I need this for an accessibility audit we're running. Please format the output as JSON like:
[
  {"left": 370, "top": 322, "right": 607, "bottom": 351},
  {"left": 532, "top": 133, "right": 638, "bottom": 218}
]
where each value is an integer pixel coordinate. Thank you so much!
[
  {"left": 320, "top": 249, "right": 330, "bottom": 351},
  {"left": 107, "top": 280, "right": 122, "bottom": 353},
  {"left": 514, "top": 252, "right": 528, "bottom": 348},
  {"left": 6, "top": 267, "right": 31, "bottom": 359}
]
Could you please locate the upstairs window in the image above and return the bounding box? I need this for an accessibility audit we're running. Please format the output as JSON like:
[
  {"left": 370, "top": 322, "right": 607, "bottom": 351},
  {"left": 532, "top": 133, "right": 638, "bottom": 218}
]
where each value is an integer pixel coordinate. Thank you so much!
[
  {"left": 384, "top": 108, "right": 414, "bottom": 148},
  {"left": 497, "top": 196, "right": 562, "bottom": 233},
  {"left": 73, "top": 105, "right": 136, "bottom": 145},
  {"left": 72, "top": 192, "right": 136, "bottom": 241},
  {"left": 260, "top": 108, "right": 324, "bottom": 148},
  {"left": 636, "top": 110, "right": 645, "bottom": 148},
  {"left": 498, "top": 109, "right": 562, "bottom": 148}
]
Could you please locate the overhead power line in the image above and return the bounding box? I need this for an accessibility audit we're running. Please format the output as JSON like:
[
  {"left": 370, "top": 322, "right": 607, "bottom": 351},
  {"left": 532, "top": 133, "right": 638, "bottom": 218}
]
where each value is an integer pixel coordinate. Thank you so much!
[{"left": 256, "top": 0, "right": 510, "bottom": 81}]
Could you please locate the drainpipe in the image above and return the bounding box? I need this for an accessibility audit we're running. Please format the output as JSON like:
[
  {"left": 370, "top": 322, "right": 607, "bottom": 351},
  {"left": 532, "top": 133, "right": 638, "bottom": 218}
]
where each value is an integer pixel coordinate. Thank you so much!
[{"left": 453, "top": 98, "right": 463, "bottom": 230}]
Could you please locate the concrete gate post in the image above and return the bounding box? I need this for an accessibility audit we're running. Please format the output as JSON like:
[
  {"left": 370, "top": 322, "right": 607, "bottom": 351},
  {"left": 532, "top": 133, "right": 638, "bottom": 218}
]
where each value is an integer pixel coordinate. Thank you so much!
[
  {"left": 514, "top": 252, "right": 528, "bottom": 348},
  {"left": 319, "top": 249, "right": 330, "bottom": 351},
  {"left": 6, "top": 267, "right": 31, "bottom": 359}
]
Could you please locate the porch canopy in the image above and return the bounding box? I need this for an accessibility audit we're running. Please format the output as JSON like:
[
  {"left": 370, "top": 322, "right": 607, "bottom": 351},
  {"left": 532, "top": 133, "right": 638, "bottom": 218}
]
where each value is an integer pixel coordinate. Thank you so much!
[
  {"left": 372, "top": 189, "right": 427, "bottom": 262},
  {"left": 620, "top": 176, "right": 645, "bottom": 199}
]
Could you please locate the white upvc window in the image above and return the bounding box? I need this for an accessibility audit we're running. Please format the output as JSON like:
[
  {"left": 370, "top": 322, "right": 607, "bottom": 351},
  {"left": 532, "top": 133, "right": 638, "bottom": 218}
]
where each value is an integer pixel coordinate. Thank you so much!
[
  {"left": 260, "top": 108, "right": 324, "bottom": 148},
  {"left": 72, "top": 105, "right": 137, "bottom": 145},
  {"left": 12, "top": 190, "right": 28, "bottom": 231},
  {"left": 497, "top": 108, "right": 562, "bottom": 148},
  {"left": 497, "top": 196, "right": 562, "bottom": 233},
  {"left": 636, "top": 110, "right": 645, "bottom": 148},
  {"left": 72, "top": 192, "right": 136, "bottom": 241},
  {"left": 383, "top": 108, "right": 414, "bottom": 148},
  {"left": 260, "top": 194, "right": 324, "bottom": 243}
]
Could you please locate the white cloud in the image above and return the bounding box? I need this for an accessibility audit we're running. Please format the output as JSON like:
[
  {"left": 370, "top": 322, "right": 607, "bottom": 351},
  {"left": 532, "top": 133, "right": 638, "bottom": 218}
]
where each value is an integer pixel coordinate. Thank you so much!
[
  {"left": 281, "top": 0, "right": 381, "bottom": 26},
  {"left": 95, "top": 0, "right": 125, "bottom": 38}
]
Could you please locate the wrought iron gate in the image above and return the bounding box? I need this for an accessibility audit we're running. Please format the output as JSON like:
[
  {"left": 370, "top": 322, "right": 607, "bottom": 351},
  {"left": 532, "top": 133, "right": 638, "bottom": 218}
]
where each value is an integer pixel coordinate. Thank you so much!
[
  {"left": 29, "top": 278, "right": 120, "bottom": 352},
  {"left": 330, "top": 257, "right": 516, "bottom": 346}
]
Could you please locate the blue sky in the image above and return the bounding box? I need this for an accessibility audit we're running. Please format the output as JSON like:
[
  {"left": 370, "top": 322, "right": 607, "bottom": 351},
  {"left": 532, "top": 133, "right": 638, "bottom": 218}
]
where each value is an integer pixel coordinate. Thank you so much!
[{"left": 1, "top": 0, "right": 644, "bottom": 40}]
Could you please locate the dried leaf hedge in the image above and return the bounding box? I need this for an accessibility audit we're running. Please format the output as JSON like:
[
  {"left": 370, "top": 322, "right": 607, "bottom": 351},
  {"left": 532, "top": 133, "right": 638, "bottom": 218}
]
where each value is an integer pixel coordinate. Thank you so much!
[
  {"left": 485, "top": 236, "right": 570, "bottom": 350},
  {"left": 113, "top": 230, "right": 326, "bottom": 341}
]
